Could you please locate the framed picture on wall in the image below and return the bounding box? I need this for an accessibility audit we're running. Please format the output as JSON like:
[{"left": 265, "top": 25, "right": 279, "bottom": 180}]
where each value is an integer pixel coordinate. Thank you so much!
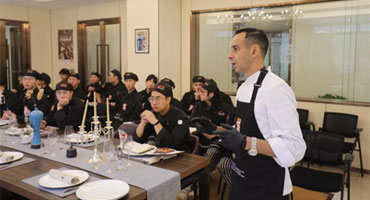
[
  {"left": 135, "top": 28, "right": 149, "bottom": 53},
  {"left": 58, "top": 29, "right": 73, "bottom": 61}
]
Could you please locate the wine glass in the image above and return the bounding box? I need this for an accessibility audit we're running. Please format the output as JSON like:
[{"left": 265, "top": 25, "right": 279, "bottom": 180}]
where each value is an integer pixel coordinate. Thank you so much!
[
  {"left": 123, "top": 135, "right": 134, "bottom": 167},
  {"left": 103, "top": 140, "right": 115, "bottom": 173},
  {"left": 48, "top": 129, "right": 58, "bottom": 157}
]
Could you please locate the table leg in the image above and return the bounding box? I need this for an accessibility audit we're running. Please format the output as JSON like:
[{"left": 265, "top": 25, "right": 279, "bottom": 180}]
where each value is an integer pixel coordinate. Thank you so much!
[{"left": 198, "top": 167, "right": 210, "bottom": 200}]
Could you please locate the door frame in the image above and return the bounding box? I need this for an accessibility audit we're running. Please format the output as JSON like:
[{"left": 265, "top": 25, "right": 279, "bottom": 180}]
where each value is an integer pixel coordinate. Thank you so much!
[
  {"left": 77, "top": 17, "right": 121, "bottom": 88},
  {"left": 0, "top": 19, "right": 30, "bottom": 89}
]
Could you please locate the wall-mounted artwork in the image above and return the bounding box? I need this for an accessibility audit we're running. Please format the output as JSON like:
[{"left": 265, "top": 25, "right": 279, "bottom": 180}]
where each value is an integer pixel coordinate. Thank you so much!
[
  {"left": 58, "top": 29, "right": 73, "bottom": 61},
  {"left": 135, "top": 28, "right": 149, "bottom": 53}
]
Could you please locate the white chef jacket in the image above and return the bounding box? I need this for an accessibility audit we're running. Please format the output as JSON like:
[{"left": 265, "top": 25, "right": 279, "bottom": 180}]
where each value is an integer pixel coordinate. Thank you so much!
[{"left": 236, "top": 67, "right": 306, "bottom": 195}]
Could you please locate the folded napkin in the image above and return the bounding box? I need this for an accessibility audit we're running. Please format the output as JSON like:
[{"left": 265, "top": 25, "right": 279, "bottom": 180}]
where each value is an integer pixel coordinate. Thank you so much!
[
  {"left": 48, "top": 169, "right": 80, "bottom": 184},
  {"left": 130, "top": 142, "right": 155, "bottom": 154},
  {"left": 0, "top": 151, "right": 14, "bottom": 163}
]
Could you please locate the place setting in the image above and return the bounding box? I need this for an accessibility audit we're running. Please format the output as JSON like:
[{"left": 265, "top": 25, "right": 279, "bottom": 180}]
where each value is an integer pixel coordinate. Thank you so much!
[
  {"left": 22, "top": 167, "right": 130, "bottom": 199},
  {"left": 0, "top": 150, "right": 35, "bottom": 170}
]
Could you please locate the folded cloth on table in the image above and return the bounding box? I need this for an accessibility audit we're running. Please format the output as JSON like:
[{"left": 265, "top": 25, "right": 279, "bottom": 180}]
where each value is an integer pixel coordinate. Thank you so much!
[
  {"left": 48, "top": 169, "right": 80, "bottom": 184},
  {"left": 130, "top": 142, "right": 155, "bottom": 154},
  {"left": 0, "top": 151, "right": 15, "bottom": 163}
]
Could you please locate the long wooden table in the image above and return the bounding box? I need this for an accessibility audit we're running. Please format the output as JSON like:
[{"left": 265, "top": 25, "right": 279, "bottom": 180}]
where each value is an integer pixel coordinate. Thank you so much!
[{"left": 0, "top": 143, "right": 210, "bottom": 200}]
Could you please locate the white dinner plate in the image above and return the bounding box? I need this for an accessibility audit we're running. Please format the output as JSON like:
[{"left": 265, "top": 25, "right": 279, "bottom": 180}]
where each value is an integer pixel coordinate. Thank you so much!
[
  {"left": 0, "top": 151, "right": 24, "bottom": 164},
  {"left": 76, "top": 180, "right": 130, "bottom": 200},
  {"left": 4, "top": 128, "right": 23, "bottom": 136},
  {"left": 38, "top": 170, "right": 89, "bottom": 189},
  {"left": 65, "top": 133, "right": 97, "bottom": 144}
]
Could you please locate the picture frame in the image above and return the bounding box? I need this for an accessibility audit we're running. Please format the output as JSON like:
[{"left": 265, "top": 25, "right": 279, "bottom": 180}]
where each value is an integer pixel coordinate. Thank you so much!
[
  {"left": 58, "top": 29, "right": 73, "bottom": 61},
  {"left": 135, "top": 28, "right": 150, "bottom": 53}
]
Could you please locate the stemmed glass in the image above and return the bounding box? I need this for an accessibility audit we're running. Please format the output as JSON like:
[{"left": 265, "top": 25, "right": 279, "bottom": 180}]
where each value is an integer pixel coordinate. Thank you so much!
[
  {"left": 123, "top": 135, "right": 134, "bottom": 167},
  {"left": 48, "top": 129, "right": 58, "bottom": 157},
  {"left": 103, "top": 140, "right": 116, "bottom": 173}
]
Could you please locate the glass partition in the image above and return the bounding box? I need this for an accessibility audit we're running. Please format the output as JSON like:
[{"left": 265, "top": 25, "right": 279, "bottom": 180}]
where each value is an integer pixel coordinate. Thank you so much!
[{"left": 195, "top": 0, "right": 370, "bottom": 103}]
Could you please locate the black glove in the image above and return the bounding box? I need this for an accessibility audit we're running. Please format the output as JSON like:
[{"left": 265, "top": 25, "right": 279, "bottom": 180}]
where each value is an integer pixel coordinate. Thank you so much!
[
  {"left": 195, "top": 116, "right": 217, "bottom": 134},
  {"left": 213, "top": 123, "right": 246, "bottom": 152}
]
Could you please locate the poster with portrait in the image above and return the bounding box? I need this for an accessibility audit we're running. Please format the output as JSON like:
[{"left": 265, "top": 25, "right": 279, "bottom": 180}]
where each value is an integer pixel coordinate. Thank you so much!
[
  {"left": 58, "top": 29, "right": 73, "bottom": 61},
  {"left": 135, "top": 28, "right": 149, "bottom": 53}
]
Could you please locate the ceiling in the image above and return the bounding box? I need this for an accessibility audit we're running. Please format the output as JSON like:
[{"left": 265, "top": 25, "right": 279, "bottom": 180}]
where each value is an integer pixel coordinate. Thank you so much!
[{"left": 0, "top": 0, "right": 118, "bottom": 9}]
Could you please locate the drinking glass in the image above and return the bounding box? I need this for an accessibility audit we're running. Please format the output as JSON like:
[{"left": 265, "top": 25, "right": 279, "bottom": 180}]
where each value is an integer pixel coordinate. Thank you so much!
[
  {"left": 48, "top": 129, "right": 59, "bottom": 157},
  {"left": 103, "top": 140, "right": 115, "bottom": 173},
  {"left": 123, "top": 135, "right": 133, "bottom": 167}
]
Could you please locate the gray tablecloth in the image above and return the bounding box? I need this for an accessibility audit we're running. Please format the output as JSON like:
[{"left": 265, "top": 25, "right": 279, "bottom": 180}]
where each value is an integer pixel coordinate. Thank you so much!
[
  {"left": 0, "top": 156, "right": 35, "bottom": 171},
  {"left": 0, "top": 132, "right": 181, "bottom": 200},
  {"left": 22, "top": 167, "right": 102, "bottom": 198}
]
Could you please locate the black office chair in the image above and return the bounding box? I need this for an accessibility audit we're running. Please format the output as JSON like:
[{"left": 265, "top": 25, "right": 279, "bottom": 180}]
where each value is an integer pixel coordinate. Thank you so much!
[
  {"left": 297, "top": 108, "right": 315, "bottom": 131},
  {"left": 320, "top": 112, "right": 363, "bottom": 177},
  {"left": 290, "top": 132, "right": 353, "bottom": 200}
]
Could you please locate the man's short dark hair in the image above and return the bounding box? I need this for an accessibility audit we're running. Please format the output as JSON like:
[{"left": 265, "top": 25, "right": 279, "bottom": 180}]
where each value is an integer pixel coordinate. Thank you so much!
[
  {"left": 59, "top": 68, "right": 70, "bottom": 75},
  {"left": 235, "top": 28, "right": 269, "bottom": 58}
]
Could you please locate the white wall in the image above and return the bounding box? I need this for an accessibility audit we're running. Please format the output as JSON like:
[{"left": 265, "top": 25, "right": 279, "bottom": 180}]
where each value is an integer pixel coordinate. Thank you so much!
[
  {"left": 126, "top": 0, "right": 159, "bottom": 91},
  {"left": 159, "top": 0, "right": 181, "bottom": 99}
]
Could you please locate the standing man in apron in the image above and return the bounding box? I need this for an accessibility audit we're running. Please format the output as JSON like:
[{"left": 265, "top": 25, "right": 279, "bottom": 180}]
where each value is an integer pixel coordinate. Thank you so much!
[{"left": 214, "top": 28, "right": 306, "bottom": 199}]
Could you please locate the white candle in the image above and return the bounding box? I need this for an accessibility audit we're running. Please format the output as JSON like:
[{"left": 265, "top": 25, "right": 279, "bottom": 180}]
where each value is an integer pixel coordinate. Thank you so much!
[
  {"left": 106, "top": 98, "right": 110, "bottom": 122},
  {"left": 81, "top": 100, "right": 89, "bottom": 127},
  {"left": 93, "top": 92, "right": 97, "bottom": 117}
]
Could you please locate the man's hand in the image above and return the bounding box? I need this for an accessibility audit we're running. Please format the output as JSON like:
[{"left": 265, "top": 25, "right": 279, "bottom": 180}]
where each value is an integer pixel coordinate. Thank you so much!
[
  {"left": 202, "top": 133, "right": 216, "bottom": 140},
  {"left": 88, "top": 86, "right": 95, "bottom": 92},
  {"left": 57, "top": 99, "right": 69, "bottom": 110},
  {"left": 109, "top": 102, "right": 116, "bottom": 107},
  {"left": 141, "top": 110, "right": 158, "bottom": 125},
  {"left": 2, "top": 111, "right": 16, "bottom": 120},
  {"left": 213, "top": 123, "right": 246, "bottom": 152},
  {"left": 140, "top": 112, "right": 149, "bottom": 125},
  {"left": 40, "top": 120, "right": 47, "bottom": 130}
]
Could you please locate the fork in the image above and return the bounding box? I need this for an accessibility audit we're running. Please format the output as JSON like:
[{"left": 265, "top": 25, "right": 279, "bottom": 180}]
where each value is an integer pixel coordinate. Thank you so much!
[
  {"left": 62, "top": 186, "right": 80, "bottom": 193},
  {"left": 0, "top": 163, "right": 12, "bottom": 169}
]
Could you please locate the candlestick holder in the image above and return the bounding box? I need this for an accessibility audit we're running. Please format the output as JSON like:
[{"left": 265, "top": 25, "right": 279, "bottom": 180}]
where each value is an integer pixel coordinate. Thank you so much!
[
  {"left": 103, "top": 121, "right": 114, "bottom": 139},
  {"left": 88, "top": 116, "right": 102, "bottom": 169},
  {"left": 77, "top": 125, "right": 87, "bottom": 144}
]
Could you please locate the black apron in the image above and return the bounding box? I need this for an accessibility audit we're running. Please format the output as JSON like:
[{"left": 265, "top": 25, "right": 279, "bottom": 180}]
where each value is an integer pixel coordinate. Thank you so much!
[{"left": 230, "top": 67, "right": 285, "bottom": 200}]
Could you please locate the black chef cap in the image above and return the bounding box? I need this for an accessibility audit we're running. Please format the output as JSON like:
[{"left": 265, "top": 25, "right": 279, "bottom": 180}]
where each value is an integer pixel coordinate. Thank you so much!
[{"left": 124, "top": 72, "right": 139, "bottom": 81}]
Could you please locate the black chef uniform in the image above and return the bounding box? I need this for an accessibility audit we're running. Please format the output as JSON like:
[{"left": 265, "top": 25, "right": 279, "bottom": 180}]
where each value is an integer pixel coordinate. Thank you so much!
[
  {"left": 102, "top": 82, "right": 128, "bottom": 117},
  {"left": 139, "top": 89, "right": 152, "bottom": 111},
  {"left": 113, "top": 89, "right": 141, "bottom": 129},
  {"left": 134, "top": 106, "right": 193, "bottom": 153},
  {"left": 45, "top": 82, "right": 85, "bottom": 130},
  {"left": 15, "top": 87, "right": 50, "bottom": 121}
]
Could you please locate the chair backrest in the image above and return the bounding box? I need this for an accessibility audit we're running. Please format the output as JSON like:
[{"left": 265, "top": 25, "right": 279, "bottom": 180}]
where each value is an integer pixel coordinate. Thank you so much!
[
  {"left": 118, "top": 122, "right": 139, "bottom": 136},
  {"left": 297, "top": 109, "right": 309, "bottom": 130},
  {"left": 190, "top": 134, "right": 199, "bottom": 155},
  {"left": 312, "top": 132, "right": 344, "bottom": 163},
  {"left": 322, "top": 112, "right": 358, "bottom": 137}
]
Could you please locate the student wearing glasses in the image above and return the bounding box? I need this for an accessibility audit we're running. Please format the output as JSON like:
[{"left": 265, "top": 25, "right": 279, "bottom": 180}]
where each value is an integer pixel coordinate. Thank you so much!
[{"left": 134, "top": 81, "right": 193, "bottom": 153}]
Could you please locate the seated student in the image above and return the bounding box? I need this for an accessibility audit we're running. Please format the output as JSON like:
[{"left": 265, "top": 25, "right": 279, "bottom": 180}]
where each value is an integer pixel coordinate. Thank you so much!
[
  {"left": 0, "top": 81, "right": 18, "bottom": 113},
  {"left": 139, "top": 74, "right": 157, "bottom": 111},
  {"left": 206, "top": 78, "right": 234, "bottom": 107},
  {"left": 181, "top": 75, "right": 204, "bottom": 115},
  {"left": 102, "top": 69, "right": 128, "bottom": 118},
  {"left": 2, "top": 70, "right": 49, "bottom": 122},
  {"left": 42, "top": 81, "right": 84, "bottom": 130},
  {"left": 59, "top": 68, "right": 70, "bottom": 82},
  {"left": 134, "top": 81, "right": 193, "bottom": 153},
  {"left": 160, "top": 78, "right": 183, "bottom": 109},
  {"left": 112, "top": 72, "right": 141, "bottom": 129},
  {"left": 39, "top": 73, "right": 55, "bottom": 108},
  {"left": 67, "top": 73, "right": 85, "bottom": 102},
  {"left": 11, "top": 74, "right": 24, "bottom": 97},
  {"left": 86, "top": 72, "right": 103, "bottom": 103},
  {"left": 191, "top": 79, "right": 234, "bottom": 151}
]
